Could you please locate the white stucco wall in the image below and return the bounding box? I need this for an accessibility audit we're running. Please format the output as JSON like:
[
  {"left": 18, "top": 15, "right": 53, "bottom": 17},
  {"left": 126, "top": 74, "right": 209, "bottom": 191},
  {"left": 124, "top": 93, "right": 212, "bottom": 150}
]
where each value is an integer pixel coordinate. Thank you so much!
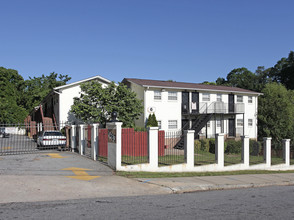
[{"left": 144, "top": 89, "right": 182, "bottom": 131}]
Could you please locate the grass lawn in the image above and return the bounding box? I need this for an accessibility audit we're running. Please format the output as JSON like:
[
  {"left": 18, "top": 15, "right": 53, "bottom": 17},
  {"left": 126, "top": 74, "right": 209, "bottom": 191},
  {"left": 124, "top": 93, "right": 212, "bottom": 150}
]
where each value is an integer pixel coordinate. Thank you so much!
[{"left": 116, "top": 169, "right": 294, "bottom": 178}]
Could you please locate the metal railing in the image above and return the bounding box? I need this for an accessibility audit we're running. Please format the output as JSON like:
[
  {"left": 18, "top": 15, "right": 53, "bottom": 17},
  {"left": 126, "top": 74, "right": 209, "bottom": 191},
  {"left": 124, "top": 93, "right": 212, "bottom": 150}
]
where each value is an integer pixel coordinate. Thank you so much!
[
  {"left": 189, "top": 102, "right": 245, "bottom": 114},
  {"left": 0, "top": 123, "right": 71, "bottom": 156}
]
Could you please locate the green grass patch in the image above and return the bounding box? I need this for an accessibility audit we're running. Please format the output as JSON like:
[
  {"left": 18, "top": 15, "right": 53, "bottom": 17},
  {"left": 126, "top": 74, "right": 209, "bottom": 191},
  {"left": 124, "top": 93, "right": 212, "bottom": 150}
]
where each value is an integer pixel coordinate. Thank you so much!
[{"left": 116, "top": 169, "right": 294, "bottom": 178}]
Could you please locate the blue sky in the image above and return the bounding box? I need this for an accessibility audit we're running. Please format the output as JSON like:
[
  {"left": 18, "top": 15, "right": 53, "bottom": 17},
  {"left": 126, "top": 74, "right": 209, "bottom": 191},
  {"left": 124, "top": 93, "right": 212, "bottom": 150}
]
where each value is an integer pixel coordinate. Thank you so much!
[{"left": 1, "top": 0, "right": 293, "bottom": 84}]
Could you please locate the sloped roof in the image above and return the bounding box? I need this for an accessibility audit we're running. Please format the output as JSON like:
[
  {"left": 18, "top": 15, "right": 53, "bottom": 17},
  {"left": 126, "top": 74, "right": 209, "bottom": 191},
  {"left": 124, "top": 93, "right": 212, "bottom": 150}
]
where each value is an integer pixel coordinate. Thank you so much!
[
  {"left": 54, "top": 75, "right": 113, "bottom": 90},
  {"left": 123, "top": 78, "right": 262, "bottom": 95}
]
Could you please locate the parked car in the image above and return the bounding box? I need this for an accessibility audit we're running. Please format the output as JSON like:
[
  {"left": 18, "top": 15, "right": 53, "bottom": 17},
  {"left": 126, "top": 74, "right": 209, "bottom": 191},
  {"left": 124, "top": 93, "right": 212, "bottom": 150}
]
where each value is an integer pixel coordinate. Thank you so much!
[
  {"left": 37, "top": 131, "right": 66, "bottom": 149},
  {"left": 0, "top": 127, "right": 10, "bottom": 138}
]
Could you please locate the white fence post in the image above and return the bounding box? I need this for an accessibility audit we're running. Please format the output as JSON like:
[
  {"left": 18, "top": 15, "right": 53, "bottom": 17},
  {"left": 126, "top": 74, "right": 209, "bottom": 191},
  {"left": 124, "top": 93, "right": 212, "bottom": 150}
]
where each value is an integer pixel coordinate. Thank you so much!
[
  {"left": 283, "top": 139, "right": 291, "bottom": 166},
  {"left": 184, "top": 130, "right": 195, "bottom": 168},
  {"left": 91, "top": 123, "right": 99, "bottom": 161},
  {"left": 71, "top": 125, "right": 76, "bottom": 152},
  {"left": 215, "top": 133, "right": 225, "bottom": 168},
  {"left": 148, "top": 127, "right": 159, "bottom": 169},
  {"left": 263, "top": 137, "right": 272, "bottom": 167},
  {"left": 106, "top": 122, "right": 122, "bottom": 170},
  {"left": 241, "top": 135, "right": 250, "bottom": 167},
  {"left": 79, "top": 124, "right": 86, "bottom": 155}
]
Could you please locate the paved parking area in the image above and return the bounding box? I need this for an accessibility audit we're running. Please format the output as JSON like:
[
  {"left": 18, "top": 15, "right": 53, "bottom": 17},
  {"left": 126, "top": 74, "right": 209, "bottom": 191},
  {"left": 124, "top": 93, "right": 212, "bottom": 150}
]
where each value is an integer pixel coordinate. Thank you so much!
[{"left": 0, "top": 152, "right": 169, "bottom": 203}]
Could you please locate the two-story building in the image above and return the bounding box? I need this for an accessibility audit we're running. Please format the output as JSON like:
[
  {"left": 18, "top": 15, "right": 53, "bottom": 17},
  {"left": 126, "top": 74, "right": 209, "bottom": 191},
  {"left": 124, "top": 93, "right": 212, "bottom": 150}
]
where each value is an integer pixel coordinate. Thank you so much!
[{"left": 122, "top": 78, "right": 262, "bottom": 140}]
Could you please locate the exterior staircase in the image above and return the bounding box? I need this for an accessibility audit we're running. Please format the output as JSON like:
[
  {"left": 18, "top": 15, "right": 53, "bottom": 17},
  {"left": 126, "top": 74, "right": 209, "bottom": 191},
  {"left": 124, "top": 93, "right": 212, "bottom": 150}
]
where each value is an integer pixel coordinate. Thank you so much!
[{"left": 174, "top": 114, "right": 213, "bottom": 149}]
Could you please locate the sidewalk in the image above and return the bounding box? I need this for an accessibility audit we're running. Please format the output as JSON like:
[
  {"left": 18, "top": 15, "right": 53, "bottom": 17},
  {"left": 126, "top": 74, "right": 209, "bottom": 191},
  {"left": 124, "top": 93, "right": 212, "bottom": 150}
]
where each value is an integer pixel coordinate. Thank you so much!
[{"left": 136, "top": 173, "right": 294, "bottom": 193}]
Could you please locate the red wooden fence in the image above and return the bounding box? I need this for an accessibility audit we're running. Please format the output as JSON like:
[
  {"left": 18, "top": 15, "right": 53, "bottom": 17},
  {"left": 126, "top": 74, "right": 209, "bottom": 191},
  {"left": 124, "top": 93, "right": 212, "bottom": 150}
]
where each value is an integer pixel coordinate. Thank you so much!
[
  {"left": 97, "top": 128, "right": 165, "bottom": 157},
  {"left": 98, "top": 129, "right": 108, "bottom": 157}
]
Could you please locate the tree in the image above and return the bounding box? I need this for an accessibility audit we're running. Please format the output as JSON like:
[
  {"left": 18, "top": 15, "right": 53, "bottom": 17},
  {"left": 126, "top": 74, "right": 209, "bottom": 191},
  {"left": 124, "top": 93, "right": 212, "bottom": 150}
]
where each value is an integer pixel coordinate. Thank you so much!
[
  {"left": 269, "top": 51, "right": 294, "bottom": 90},
  {"left": 0, "top": 67, "right": 27, "bottom": 123},
  {"left": 70, "top": 81, "right": 143, "bottom": 127},
  {"left": 23, "top": 72, "right": 71, "bottom": 111},
  {"left": 146, "top": 113, "right": 158, "bottom": 127},
  {"left": 258, "top": 83, "right": 294, "bottom": 143}
]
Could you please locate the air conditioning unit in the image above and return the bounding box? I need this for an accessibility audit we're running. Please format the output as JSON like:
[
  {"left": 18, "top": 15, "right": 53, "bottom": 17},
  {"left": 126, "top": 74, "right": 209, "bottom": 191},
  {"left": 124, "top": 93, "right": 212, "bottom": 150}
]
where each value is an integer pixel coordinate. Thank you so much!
[{"left": 147, "top": 107, "right": 156, "bottom": 113}]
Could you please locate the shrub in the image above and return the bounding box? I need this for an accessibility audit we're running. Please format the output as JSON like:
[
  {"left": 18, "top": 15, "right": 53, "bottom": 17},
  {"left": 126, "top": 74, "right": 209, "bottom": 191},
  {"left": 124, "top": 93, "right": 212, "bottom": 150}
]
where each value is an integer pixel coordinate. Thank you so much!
[
  {"left": 200, "top": 139, "right": 210, "bottom": 152},
  {"left": 249, "top": 140, "right": 262, "bottom": 156},
  {"left": 209, "top": 138, "right": 215, "bottom": 154},
  {"left": 225, "top": 140, "right": 242, "bottom": 154},
  {"left": 194, "top": 140, "right": 201, "bottom": 152}
]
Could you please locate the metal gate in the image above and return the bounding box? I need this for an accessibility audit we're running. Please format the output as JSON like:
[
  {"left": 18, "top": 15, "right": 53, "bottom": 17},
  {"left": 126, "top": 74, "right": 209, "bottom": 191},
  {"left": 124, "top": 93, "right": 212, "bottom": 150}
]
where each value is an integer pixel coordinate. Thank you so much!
[{"left": 0, "top": 123, "right": 71, "bottom": 156}]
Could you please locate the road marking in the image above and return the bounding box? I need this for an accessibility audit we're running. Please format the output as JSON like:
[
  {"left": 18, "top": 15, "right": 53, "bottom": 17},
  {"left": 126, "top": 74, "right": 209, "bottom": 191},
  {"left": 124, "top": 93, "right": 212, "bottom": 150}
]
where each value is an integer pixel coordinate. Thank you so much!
[
  {"left": 46, "top": 153, "right": 67, "bottom": 158},
  {"left": 2, "top": 147, "right": 12, "bottom": 150},
  {"left": 62, "top": 167, "right": 100, "bottom": 181}
]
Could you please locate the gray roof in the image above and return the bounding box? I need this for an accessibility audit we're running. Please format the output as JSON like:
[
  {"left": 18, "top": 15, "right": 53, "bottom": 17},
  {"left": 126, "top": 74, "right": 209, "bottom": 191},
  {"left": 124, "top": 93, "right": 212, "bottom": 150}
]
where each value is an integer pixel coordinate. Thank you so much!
[{"left": 123, "top": 78, "right": 262, "bottom": 95}]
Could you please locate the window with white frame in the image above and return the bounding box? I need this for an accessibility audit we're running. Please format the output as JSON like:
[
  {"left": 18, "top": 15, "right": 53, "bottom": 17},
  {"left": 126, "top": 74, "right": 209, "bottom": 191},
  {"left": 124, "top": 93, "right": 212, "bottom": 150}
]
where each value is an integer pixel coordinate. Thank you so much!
[
  {"left": 202, "top": 93, "right": 210, "bottom": 101},
  {"left": 217, "top": 94, "right": 222, "bottom": 102},
  {"left": 168, "top": 120, "right": 177, "bottom": 129},
  {"left": 237, "top": 95, "right": 243, "bottom": 102},
  {"left": 158, "top": 120, "right": 162, "bottom": 129},
  {"left": 217, "top": 119, "right": 221, "bottom": 127},
  {"left": 207, "top": 121, "right": 210, "bottom": 128},
  {"left": 154, "top": 91, "right": 161, "bottom": 100},
  {"left": 237, "top": 119, "right": 243, "bottom": 127},
  {"left": 168, "top": 91, "right": 177, "bottom": 100},
  {"left": 248, "top": 96, "right": 253, "bottom": 103},
  {"left": 248, "top": 119, "right": 253, "bottom": 127}
]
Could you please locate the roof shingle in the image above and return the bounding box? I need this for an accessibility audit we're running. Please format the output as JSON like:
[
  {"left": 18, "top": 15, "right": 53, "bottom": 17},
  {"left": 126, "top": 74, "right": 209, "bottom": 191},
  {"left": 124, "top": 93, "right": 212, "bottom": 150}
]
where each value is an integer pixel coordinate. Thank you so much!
[{"left": 123, "top": 78, "right": 261, "bottom": 95}]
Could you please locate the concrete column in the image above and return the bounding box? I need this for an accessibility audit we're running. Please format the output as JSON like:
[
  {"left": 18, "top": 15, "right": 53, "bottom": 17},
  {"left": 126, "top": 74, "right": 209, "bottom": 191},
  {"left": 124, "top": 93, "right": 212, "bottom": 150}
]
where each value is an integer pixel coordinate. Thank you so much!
[
  {"left": 148, "top": 127, "right": 159, "bottom": 169},
  {"left": 263, "top": 137, "right": 272, "bottom": 167},
  {"left": 71, "top": 125, "right": 76, "bottom": 152},
  {"left": 79, "top": 124, "right": 86, "bottom": 155},
  {"left": 184, "top": 130, "right": 195, "bottom": 168},
  {"left": 283, "top": 139, "right": 291, "bottom": 166},
  {"left": 91, "top": 123, "right": 99, "bottom": 161},
  {"left": 106, "top": 122, "right": 122, "bottom": 170},
  {"left": 215, "top": 133, "right": 225, "bottom": 168},
  {"left": 241, "top": 135, "right": 250, "bottom": 167}
]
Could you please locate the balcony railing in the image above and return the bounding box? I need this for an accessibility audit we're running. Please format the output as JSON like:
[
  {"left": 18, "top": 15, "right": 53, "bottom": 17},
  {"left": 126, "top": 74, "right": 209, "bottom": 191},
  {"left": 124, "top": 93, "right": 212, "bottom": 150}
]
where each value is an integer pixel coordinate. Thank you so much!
[{"left": 185, "top": 101, "right": 245, "bottom": 114}]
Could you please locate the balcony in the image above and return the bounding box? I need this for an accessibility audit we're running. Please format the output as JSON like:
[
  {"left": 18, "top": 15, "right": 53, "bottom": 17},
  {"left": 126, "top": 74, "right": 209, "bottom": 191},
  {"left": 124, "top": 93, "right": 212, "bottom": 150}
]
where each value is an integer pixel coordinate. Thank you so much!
[{"left": 183, "top": 101, "right": 245, "bottom": 115}]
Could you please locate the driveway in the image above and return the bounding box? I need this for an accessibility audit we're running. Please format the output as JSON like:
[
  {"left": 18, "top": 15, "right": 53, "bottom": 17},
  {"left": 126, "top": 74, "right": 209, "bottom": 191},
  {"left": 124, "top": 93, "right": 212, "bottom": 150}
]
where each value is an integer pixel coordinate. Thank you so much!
[{"left": 0, "top": 152, "right": 169, "bottom": 203}]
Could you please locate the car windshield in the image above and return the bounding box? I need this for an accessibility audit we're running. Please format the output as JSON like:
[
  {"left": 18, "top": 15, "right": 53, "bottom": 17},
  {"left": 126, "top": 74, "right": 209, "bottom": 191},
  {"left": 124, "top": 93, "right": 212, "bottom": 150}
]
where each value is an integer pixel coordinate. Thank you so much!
[{"left": 44, "top": 132, "right": 63, "bottom": 136}]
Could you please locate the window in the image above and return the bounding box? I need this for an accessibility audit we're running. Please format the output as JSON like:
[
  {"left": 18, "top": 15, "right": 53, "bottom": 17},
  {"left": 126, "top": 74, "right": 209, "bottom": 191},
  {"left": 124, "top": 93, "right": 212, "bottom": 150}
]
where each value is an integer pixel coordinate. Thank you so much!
[
  {"left": 207, "top": 121, "right": 210, "bottom": 128},
  {"left": 158, "top": 120, "right": 162, "bottom": 129},
  {"left": 248, "top": 119, "right": 253, "bottom": 127},
  {"left": 237, "top": 119, "right": 243, "bottom": 127},
  {"left": 154, "top": 91, "right": 161, "bottom": 100},
  {"left": 168, "top": 120, "right": 177, "bottom": 129},
  {"left": 202, "top": 93, "right": 210, "bottom": 101},
  {"left": 217, "top": 119, "right": 221, "bottom": 128},
  {"left": 237, "top": 95, "right": 243, "bottom": 103},
  {"left": 248, "top": 96, "right": 253, "bottom": 103},
  {"left": 217, "top": 94, "right": 222, "bottom": 102},
  {"left": 168, "top": 91, "right": 177, "bottom": 100}
]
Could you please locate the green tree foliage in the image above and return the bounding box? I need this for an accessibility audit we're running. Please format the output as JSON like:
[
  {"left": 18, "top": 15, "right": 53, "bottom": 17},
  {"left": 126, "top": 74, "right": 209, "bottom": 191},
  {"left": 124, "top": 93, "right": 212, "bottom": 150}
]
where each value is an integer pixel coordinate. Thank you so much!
[
  {"left": 258, "top": 83, "right": 294, "bottom": 143},
  {"left": 70, "top": 81, "right": 143, "bottom": 127},
  {"left": 0, "top": 67, "right": 27, "bottom": 123},
  {"left": 23, "top": 72, "right": 71, "bottom": 110},
  {"left": 270, "top": 51, "right": 294, "bottom": 90},
  {"left": 146, "top": 113, "right": 158, "bottom": 127}
]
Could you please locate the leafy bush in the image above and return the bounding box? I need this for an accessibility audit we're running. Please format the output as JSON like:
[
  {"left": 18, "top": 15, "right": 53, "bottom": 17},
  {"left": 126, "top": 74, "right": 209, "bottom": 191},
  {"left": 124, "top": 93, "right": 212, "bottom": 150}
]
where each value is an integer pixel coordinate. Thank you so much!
[
  {"left": 194, "top": 140, "right": 201, "bottom": 152},
  {"left": 249, "top": 140, "right": 262, "bottom": 156},
  {"left": 209, "top": 138, "right": 215, "bottom": 154},
  {"left": 146, "top": 113, "right": 158, "bottom": 127},
  {"left": 200, "top": 139, "right": 210, "bottom": 152},
  {"left": 225, "top": 140, "right": 242, "bottom": 154}
]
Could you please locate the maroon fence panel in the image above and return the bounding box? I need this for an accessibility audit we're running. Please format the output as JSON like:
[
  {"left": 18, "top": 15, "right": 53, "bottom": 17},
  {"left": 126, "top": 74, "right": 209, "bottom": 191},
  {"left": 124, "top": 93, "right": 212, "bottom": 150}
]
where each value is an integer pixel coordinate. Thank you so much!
[
  {"left": 158, "top": 130, "right": 165, "bottom": 156},
  {"left": 98, "top": 129, "right": 108, "bottom": 157},
  {"left": 134, "top": 131, "right": 148, "bottom": 156}
]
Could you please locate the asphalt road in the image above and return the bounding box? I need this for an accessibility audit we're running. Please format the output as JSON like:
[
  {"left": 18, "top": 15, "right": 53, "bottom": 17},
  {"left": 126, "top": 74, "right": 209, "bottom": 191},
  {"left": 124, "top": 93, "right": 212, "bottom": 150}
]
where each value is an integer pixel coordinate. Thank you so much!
[{"left": 0, "top": 185, "right": 294, "bottom": 220}]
